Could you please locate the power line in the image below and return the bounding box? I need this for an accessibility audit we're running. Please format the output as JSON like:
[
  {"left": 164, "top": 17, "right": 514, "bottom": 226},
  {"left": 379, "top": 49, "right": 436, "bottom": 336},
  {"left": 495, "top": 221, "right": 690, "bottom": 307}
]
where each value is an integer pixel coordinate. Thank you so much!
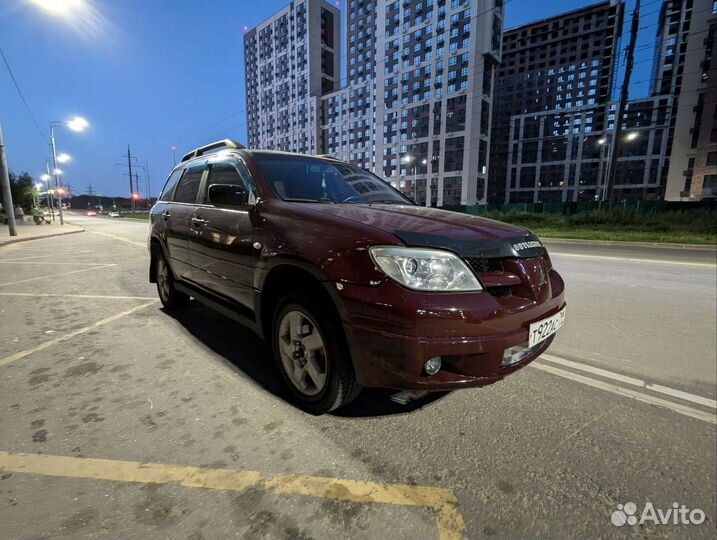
[{"left": 0, "top": 47, "right": 47, "bottom": 144}]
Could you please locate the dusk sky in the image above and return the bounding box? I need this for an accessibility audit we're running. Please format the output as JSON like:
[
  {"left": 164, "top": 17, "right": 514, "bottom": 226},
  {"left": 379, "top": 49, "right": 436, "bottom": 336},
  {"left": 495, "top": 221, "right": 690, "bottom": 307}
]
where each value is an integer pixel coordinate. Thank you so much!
[{"left": 0, "top": 0, "right": 656, "bottom": 197}]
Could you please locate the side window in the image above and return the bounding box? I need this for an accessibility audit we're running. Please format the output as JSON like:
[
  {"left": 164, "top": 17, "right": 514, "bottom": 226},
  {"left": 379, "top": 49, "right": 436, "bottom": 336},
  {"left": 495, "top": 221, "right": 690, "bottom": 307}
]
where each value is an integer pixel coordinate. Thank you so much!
[
  {"left": 172, "top": 165, "right": 204, "bottom": 203},
  {"left": 159, "top": 168, "right": 183, "bottom": 201},
  {"left": 206, "top": 162, "right": 247, "bottom": 190}
]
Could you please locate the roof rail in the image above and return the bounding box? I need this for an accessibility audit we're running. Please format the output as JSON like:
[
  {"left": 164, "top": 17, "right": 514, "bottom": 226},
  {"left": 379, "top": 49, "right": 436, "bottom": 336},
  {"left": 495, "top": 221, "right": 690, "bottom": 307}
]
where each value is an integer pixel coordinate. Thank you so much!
[{"left": 180, "top": 139, "right": 245, "bottom": 163}]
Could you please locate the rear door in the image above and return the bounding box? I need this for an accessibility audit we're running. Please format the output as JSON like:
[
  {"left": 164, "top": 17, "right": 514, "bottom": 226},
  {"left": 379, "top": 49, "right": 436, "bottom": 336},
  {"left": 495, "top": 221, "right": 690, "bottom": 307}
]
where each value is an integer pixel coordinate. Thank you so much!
[
  {"left": 165, "top": 162, "right": 206, "bottom": 281},
  {"left": 189, "top": 157, "right": 257, "bottom": 314}
]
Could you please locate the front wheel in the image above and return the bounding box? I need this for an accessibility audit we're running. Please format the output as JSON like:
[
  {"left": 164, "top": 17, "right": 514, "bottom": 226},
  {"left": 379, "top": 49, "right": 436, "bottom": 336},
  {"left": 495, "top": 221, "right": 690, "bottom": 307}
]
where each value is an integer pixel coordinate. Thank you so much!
[
  {"left": 272, "top": 294, "right": 360, "bottom": 414},
  {"left": 155, "top": 253, "right": 189, "bottom": 310}
]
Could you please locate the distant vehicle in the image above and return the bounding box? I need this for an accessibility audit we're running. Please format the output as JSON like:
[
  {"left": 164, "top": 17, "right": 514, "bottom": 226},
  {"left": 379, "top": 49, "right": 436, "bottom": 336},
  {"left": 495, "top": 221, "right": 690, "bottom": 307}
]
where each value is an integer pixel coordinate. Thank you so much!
[
  {"left": 109, "top": 211, "right": 120, "bottom": 217},
  {"left": 87, "top": 210, "right": 97, "bottom": 216},
  {"left": 148, "top": 140, "right": 566, "bottom": 414}
]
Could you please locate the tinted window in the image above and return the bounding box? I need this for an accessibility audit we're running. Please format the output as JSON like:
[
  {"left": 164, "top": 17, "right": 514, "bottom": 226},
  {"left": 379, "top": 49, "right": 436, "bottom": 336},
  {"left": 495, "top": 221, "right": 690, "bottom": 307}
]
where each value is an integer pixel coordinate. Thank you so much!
[
  {"left": 159, "top": 168, "right": 183, "bottom": 201},
  {"left": 173, "top": 165, "right": 204, "bottom": 203},
  {"left": 252, "top": 154, "right": 410, "bottom": 205},
  {"left": 207, "top": 162, "right": 246, "bottom": 189}
]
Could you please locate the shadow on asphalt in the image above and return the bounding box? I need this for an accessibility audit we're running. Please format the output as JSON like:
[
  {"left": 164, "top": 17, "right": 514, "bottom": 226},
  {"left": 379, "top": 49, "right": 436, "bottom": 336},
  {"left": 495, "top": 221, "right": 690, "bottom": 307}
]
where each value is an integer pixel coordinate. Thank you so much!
[{"left": 165, "top": 301, "right": 451, "bottom": 417}]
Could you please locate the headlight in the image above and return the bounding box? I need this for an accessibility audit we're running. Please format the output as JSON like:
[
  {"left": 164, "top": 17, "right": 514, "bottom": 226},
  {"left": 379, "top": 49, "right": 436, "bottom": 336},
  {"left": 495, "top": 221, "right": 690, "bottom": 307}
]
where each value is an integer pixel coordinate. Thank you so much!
[{"left": 369, "top": 246, "right": 482, "bottom": 292}]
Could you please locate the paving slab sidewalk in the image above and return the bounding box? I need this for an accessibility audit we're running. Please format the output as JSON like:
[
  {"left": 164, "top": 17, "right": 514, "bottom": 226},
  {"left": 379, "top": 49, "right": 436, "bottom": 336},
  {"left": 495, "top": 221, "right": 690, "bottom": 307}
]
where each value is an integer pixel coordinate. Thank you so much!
[{"left": 0, "top": 220, "right": 84, "bottom": 246}]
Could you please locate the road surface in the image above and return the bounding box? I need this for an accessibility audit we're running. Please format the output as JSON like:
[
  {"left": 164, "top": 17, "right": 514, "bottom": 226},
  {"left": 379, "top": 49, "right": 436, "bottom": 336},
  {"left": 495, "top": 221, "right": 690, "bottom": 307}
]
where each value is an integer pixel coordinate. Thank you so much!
[{"left": 0, "top": 212, "right": 714, "bottom": 540}]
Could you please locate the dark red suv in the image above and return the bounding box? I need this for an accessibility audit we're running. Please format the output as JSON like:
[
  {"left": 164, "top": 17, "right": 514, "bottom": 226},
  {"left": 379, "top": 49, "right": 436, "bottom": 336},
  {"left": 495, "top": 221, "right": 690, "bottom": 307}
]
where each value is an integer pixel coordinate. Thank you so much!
[{"left": 149, "top": 140, "right": 566, "bottom": 413}]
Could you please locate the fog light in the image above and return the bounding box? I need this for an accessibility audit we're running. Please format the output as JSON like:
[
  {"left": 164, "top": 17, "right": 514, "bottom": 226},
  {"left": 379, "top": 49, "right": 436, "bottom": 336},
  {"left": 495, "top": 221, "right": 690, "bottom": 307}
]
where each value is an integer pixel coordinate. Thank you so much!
[
  {"left": 424, "top": 357, "right": 442, "bottom": 375},
  {"left": 502, "top": 342, "right": 540, "bottom": 367}
]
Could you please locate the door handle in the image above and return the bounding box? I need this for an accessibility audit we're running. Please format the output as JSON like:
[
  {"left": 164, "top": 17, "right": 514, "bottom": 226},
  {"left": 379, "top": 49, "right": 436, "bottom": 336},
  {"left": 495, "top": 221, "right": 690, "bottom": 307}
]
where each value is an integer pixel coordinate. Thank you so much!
[
  {"left": 161, "top": 211, "right": 170, "bottom": 220},
  {"left": 191, "top": 217, "right": 207, "bottom": 227}
]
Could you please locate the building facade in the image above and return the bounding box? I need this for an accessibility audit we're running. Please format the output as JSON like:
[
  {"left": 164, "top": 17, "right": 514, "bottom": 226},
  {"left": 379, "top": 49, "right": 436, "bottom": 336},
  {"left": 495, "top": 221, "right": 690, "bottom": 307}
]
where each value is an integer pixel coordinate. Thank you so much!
[
  {"left": 489, "top": 0, "right": 625, "bottom": 203},
  {"left": 243, "top": 0, "right": 341, "bottom": 154},
  {"left": 662, "top": 0, "right": 717, "bottom": 200},
  {"left": 245, "top": 0, "right": 504, "bottom": 207}
]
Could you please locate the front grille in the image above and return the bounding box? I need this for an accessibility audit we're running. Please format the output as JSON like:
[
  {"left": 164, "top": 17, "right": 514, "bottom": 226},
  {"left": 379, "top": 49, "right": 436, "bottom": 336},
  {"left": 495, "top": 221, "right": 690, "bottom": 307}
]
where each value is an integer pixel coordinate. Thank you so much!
[
  {"left": 464, "top": 257, "right": 512, "bottom": 297},
  {"left": 464, "top": 257, "right": 503, "bottom": 274}
]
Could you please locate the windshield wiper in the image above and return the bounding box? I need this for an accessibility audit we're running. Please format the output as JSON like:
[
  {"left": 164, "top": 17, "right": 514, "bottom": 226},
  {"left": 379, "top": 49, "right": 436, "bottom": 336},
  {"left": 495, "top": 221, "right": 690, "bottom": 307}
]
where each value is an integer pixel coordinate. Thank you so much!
[{"left": 284, "top": 197, "right": 336, "bottom": 204}]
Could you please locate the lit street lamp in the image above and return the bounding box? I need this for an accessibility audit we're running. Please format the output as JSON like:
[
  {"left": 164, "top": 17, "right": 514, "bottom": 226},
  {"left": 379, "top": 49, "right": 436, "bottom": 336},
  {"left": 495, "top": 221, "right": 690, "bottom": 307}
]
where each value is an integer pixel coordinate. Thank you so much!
[
  {"left": 50, "top": 116, "right": 89, "bottom": 225},
  {"left": 56, "top": 153, "right": 71, "bottom": 163}
]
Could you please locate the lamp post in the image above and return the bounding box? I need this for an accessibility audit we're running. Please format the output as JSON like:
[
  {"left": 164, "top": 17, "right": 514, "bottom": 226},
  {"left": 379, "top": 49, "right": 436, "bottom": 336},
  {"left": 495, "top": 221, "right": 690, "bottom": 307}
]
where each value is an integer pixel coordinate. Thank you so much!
[
  {"left": 50, "top": 116, "right": 88, "bottom": 225},
  {"left": 421, "top": 159, "right": 428, "bottom": 207},
  {"left": 0, "top": 123, "right": 17, "bottom": 236}
]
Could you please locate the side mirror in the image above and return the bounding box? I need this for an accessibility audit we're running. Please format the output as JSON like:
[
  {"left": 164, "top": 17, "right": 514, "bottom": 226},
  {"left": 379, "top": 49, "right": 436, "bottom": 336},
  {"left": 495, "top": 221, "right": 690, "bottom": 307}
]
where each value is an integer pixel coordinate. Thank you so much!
[{"left": 208, "top": 183, "right": 249, "bottom": 207}]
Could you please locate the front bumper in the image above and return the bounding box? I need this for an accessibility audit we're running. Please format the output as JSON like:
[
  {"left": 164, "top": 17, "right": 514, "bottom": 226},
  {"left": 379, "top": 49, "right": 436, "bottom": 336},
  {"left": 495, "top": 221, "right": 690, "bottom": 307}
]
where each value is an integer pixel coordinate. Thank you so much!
[{"left": 333, "top": 269, "right": 565, "bottom": 390}]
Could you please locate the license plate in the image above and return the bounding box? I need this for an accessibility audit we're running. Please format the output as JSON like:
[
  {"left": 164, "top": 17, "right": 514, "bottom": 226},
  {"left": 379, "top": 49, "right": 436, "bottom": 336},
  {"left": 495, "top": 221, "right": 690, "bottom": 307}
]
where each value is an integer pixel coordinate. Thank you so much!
[{"left": 528, "top": 308, "right": 566, "bottom": 348}]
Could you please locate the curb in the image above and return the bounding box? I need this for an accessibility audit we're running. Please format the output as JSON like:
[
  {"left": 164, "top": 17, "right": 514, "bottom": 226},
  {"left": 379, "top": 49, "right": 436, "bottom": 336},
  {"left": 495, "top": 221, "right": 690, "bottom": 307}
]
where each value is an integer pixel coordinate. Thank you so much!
[
  {"left": 541, "top": 237, "right": 717, "bottom": 251},
  {"left": 0, "top": 227, "right": 85, "bottom": 247}
]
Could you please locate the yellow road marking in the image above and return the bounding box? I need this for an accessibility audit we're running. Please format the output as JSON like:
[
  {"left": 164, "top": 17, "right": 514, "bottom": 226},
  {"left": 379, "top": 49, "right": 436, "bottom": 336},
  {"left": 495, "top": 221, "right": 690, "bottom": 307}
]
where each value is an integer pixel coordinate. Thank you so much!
[
  {"left": 0, "top": 301, "right": 157, "bottom": 368},
  {"left": 0, "top": 451, "right": 465, "bottom": 540},
  {"left": 87, "top": 229, "right": 146, "bottom": 248},
  {"left": 0, "top": 264, "right": 116, "bottom": 287},
  {"left": 0, "top": 292, "right": 156, "bottom": 300}
]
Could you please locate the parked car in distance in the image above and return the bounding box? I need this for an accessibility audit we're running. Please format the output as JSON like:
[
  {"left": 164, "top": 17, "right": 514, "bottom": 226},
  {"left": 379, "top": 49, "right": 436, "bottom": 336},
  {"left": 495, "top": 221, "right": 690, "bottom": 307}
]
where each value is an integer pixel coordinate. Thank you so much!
[
  {"left": 109, "top": 211, "right": 120, "bottom": 217},
  {"left": 148, "top": 140, "right": 566, "bottom": 414},
  {"left": 87, "top": 210, "right": 97, "bottom": 216}
]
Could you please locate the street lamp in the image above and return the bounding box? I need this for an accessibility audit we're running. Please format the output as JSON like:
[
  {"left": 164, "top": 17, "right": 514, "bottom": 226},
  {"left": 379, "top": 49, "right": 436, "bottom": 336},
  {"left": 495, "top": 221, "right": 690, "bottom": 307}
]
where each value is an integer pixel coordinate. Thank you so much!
[
  {"left": 50, "top": 116, "right": 89, "bottom": 224},
  {"left": 56, "top": 153, "right": 71, "bottom": 163},
  {"left": 30, "top": 0, "right": 86, "bottom": 16}
]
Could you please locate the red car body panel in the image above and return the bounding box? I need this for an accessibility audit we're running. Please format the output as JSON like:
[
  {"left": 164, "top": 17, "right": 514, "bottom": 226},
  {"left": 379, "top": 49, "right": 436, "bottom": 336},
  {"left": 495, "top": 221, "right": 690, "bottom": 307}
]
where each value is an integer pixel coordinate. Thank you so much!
[{"left": 151, "top": 149, "right": 566, "bottom": 392}]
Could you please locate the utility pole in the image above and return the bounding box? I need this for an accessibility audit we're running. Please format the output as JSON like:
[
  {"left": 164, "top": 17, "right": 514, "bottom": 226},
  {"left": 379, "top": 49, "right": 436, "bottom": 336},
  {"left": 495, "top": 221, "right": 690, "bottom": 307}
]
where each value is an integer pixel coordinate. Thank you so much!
[
  {"left": 144, "top": 159, "right": 151, "bottom": 208},
  {"left": 134, "top": 171, "right": 140, "bottom": 209},
  {"left": 0, "top": 123, "right": 17, "bottom": 236},
  {"left": 127, "top": 144, "right": 135, "bottom": 213},
  {"left": 604, "top": 0, "right": 640, "bottom": 203}
]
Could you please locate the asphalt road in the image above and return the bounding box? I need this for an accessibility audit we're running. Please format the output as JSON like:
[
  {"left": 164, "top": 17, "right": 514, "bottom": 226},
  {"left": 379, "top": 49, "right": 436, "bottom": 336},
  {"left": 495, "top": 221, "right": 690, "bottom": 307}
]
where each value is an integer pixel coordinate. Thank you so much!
[{"left": 0, "top": 212, "right": 715, "bottom": 540}]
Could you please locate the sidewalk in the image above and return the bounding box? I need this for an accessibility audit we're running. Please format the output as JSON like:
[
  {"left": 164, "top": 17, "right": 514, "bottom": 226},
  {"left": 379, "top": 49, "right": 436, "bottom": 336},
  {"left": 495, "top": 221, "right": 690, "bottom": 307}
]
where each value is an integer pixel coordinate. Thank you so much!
[{"left": 0, "top": 219, "right": 84, "bottom": 246}]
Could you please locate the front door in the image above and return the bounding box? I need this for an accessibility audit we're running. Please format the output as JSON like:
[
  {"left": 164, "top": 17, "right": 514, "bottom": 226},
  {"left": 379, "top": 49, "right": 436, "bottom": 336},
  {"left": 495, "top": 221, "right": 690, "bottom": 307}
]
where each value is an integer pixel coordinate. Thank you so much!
[
  {"left": 165, "top": 163, "right": 205, "bottom": 280},
  {"left": 189, "top": 158, "right": 256, "bottom": 314}
]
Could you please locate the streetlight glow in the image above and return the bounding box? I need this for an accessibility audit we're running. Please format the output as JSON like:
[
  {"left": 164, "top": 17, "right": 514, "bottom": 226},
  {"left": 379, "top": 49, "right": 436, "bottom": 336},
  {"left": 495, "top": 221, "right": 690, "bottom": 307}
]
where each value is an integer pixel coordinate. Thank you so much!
[
  {"left": 626, "top": 132, "right": 638, "bottom": 141},
  {"left": 56, "top": 153, "right": 72, "bottom": 163},
  {"left": 41, "top": 174, "right": 51, "bottom": 181},
  {"left": 30, "top": 0, "right": 85, "bottom": 16},
  {"left": 67, "top": 116, "right": 89, "bottom": 132},
  {"left": 54, "top": 168, "right": 63, "bottom": 175},
  {"left": 597, "top": 138, "right": 607, "bottom": 145}
]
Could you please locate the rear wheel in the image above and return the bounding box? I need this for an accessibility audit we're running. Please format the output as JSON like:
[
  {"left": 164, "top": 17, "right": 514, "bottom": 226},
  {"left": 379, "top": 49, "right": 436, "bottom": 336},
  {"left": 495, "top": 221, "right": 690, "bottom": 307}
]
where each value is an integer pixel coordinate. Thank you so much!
[
  {"left": 155, "top": 253, "right": 189, "bottom": 310},
  {"left": 272, "top": 294, "right": 359, "bottom": 414}
]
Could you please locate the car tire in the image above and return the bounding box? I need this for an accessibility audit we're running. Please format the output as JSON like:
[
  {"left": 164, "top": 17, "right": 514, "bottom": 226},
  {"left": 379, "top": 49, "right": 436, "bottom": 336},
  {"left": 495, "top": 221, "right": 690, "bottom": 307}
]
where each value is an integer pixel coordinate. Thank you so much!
[
  {"left": 155, "top": 252, "right": 190, "bottom": 310},
  {"left": 272, "top": 293, "right": 360, "bottom": 414}
]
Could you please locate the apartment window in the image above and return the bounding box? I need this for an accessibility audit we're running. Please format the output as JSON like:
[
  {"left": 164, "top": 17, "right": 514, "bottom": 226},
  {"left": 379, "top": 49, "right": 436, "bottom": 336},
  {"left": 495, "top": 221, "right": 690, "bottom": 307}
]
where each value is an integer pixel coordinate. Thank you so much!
[{"left": 707, "top": 152, "right": 717, "bottom": 167}]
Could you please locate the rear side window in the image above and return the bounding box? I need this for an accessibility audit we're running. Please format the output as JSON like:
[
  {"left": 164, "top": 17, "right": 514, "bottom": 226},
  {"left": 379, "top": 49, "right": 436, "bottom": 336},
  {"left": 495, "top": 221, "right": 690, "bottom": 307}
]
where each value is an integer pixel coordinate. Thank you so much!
[
  {"left": 206, "top": 162, "right": 248, "bottom": 190},
  {"left": 172, "top": 165, "right": 204, "bottom": 203},
  {"left": 158, "top": 168, "right": 183, "bottom": 201}
]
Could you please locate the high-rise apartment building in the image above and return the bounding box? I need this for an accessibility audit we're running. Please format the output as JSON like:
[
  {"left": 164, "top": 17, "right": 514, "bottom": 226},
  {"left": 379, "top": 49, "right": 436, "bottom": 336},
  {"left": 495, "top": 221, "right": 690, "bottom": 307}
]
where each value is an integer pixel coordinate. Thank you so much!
[
  {"left": 489, "top": 0, "right": 625, "bottom": 203},
  {"left": 373, "top": 0, "right": 504, "bottom": 207},
  {"left": 243, "top": 0, "right": 341, "bottom": 154},
  {"left": 662, "top": 0, "right": 717, "bottom": 200},
  {"left": 245, "top": 0, "right": 504, "bottom": 207}
]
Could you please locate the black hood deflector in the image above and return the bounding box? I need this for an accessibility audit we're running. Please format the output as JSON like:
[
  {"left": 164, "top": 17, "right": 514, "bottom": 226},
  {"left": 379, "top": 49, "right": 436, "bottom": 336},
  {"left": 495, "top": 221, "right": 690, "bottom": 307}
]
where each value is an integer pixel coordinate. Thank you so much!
[{"left": 393, "top": 230, "right": 545, "bottom": 259}]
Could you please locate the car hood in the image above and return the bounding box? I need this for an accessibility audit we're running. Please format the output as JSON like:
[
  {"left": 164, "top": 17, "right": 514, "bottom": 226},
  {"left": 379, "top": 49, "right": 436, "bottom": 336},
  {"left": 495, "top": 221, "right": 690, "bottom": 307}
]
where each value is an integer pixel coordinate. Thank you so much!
[{"left": 304, "top": 203, "right": 545, "bottom": 259}]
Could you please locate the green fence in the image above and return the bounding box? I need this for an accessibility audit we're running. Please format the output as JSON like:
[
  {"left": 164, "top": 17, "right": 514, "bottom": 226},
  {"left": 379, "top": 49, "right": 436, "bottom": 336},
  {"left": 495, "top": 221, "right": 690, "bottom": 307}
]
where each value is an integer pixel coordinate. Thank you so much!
[{"left": 457, "top": 200, "right": 714, "bottom": 216}]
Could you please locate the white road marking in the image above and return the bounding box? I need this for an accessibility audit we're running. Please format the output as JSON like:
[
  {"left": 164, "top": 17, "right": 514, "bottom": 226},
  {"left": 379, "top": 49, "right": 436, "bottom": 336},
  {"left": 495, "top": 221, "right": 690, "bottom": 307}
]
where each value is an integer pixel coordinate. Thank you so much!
[
  {"left": 0, "top": 261, "right": 111, "bottom": 266},
  {"left": 0, "top": 292, "right": 156, "bottom": 300},
  {"left": 541, "top": 354, "right": 717, "bottom": 409},
  {"left": 0, "top": 301, "right": 157, "bottom": 368},
  {"left": 87, "top": 230, "right": 146, "bottom": 248},
  {"left": 0, "top": 251, "right": 93, "bottom": 261},
  {"left": 550, "top": 252, "right": 715, "bottom": 268},
  {"left": 0, "top": 264, "right": 116, "bottom": 287},
  {"left": 532, "top": 363, "right": 716, "bottom": 425}
]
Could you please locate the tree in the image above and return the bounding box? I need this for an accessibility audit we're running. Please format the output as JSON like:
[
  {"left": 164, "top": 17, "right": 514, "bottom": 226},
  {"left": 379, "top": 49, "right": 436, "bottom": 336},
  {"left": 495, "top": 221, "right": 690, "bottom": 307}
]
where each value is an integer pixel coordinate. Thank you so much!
[{"left": 9, "top": 171, "right": 35, "bottom": 210}]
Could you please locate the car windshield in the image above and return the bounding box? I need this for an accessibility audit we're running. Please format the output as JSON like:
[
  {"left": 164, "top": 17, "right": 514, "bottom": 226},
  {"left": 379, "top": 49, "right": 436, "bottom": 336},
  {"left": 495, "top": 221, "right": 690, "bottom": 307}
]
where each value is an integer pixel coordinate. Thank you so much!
[{"left": 252, "top": 154, "right": 412, "bottom": 205}]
